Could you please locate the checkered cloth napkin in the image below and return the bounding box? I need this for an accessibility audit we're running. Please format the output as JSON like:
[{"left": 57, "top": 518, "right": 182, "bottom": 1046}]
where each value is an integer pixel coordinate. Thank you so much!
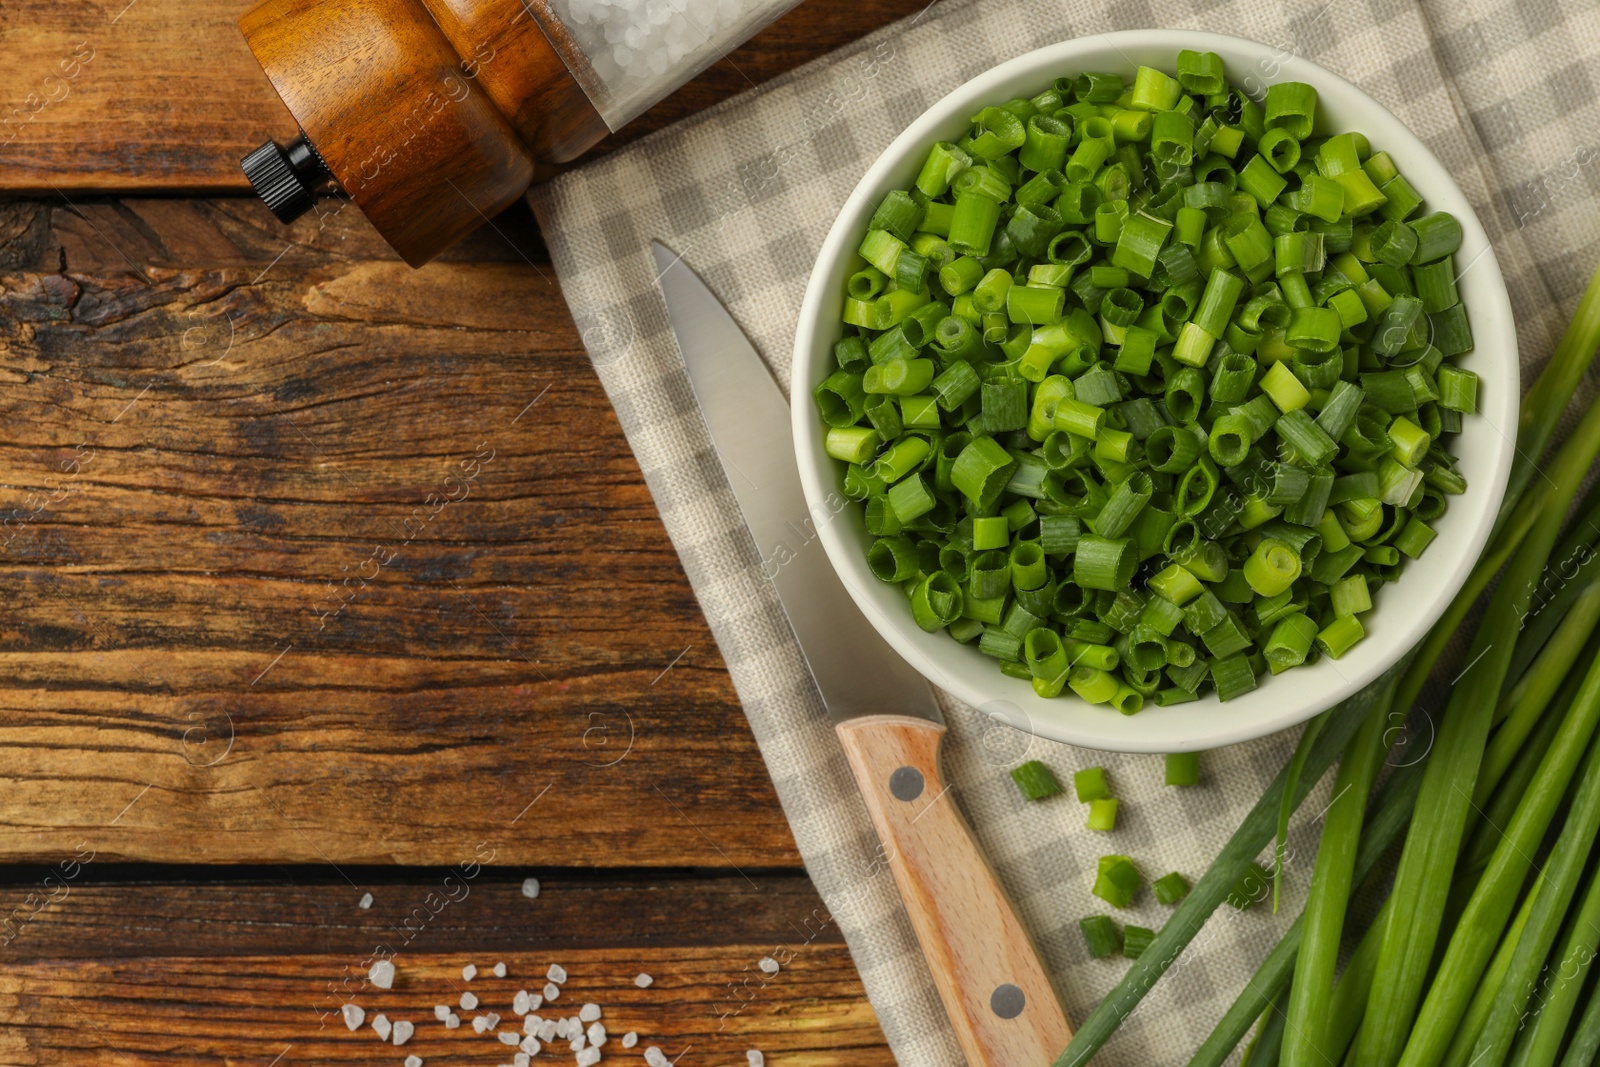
[{"left": 528, "top": 0, "right": 1600, "bottom": 1061}]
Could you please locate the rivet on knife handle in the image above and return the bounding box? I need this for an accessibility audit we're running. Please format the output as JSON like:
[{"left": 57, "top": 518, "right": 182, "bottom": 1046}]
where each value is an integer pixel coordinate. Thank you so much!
[{"left": 836, "top": 713, "right": 1074, "bottom": 1067}]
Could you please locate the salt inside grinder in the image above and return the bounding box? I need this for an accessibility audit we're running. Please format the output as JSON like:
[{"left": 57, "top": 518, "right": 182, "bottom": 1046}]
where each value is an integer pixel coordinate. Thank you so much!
[{"left": 239, "top": 0, "right": 801, "bottom": 266}]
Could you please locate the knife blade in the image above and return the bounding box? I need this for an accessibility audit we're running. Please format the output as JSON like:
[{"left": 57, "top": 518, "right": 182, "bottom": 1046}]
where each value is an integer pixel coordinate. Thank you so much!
[
  {"left": 648, "top": 245, "right": 937, "bottom": 725},
  {"left": 653, "top": 241, "right": 1074, "bottom": 1067}
]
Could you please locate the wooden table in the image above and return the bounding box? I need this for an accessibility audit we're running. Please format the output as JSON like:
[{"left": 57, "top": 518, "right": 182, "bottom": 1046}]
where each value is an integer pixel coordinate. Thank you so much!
[{"left": 0, "top": 1, "right": 924, "bottom": 1061}]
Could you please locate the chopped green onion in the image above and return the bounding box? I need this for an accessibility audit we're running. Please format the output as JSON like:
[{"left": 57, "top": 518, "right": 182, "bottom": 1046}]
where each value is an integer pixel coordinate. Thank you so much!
[
  {"left": 1122, "top": 925, "right": 1155, "bottom": 959},
  {"left": 1080, "top": 914, "right": 1122, "bottom": 958},
  {"left": 1093, "top": 854, "right": 1142, "bottom": 908},
  {"left": 818, "top": 51, "right": 1476, "bottom": 710},
  {"left": 1009, "top": 759, "right": 1062, "bottom": 801},
  {"left": 1165, "top": 751, "right": 1201, "bottom": 786},
  {"left": 1074, "top": 765, "right": 1111, "bottom": 802},
  {"left": 1088, "top": 797, "right": 1119, "bottom": 831},
  {"left": 1316, "top": 613, "right": 1365, "bottom": 658},
  {"left": 1212, "top": 653, "right": 1259, "bottom": 701},
  {"left": 1153, "top": 871, "right": 1191, "bottom": 905}
]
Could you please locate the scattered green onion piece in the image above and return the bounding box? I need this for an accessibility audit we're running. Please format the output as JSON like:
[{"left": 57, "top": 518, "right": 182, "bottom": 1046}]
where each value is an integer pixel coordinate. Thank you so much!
[
  {"left": 1088, "top": 797, "right": 1119, "bottom": 831},
  {"left": 1009, "top": 759, "right": 1063, "bottom": 801},
  {"left": 1122, "top": 924, "right": 1154, "bottom": 959},
  {"left": 1074, "top": 765, "right": 1111, "bottom": 802},
  {"left": 1153, "top": 871, "right": 1191, "bottom": 905},
  {"left": 1080, "top": 914, "right": 1122, "bottom": 958},
  {"left": 1166, "top": 751, "right": 1201, "bottom": 786},
  {"left": 1092, "top": 854, "right": 1142, "bottom": 908}
]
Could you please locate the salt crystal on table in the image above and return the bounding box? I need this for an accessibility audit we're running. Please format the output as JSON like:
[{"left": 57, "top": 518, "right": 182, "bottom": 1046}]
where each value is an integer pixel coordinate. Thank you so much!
[
  {"left": 392, "top": 1020, "right": 415, "bottom": 1046},
  {"left": 524, "top": 1015, "right": 542, "bottom": 1035},
  {"left": 342, "top": 1003, "right": 365, "bottom": 1031},
  {"left": 358, "top": 892, "right": 373, "bottom": 909},
  {"left": 621, "top": 1032, "right": 638, "bottom": 1049},
  {"left": 520, "top": 1036, "right": 541, "bottom": 1055},
  {"left": 463, "top": 964, "right": 478, "bottom": 981},
  {"left": 499, "top": 1031, "right": 520, "bottom": 1046},
  {"left": 461, "top": 992, "right": 479, "bottom": 1011},
  {"left": 537, "top": 1019, "right": 558, "bottom": 1042},
  {"left": 543, "top": 982, "right": 561, "bottom": 1002},
  {"left": 570, "top": 1034, "right": 587, "bottom": 1053},
  {"left": 547, "top": 963, "right": 568, "bottom": 983},
  {"left": 758, "top": 957, "right": 779, "bottom": 975},
  {"left": 369, "top": 959, "right": 396, "bottom": 989},
  {"left": 555, "top": 1018, "right": 571, "bottom": 1039},
  {"left": 644, "top": 1046, "right": 670, "bottom": 1067},
  {"left": 445, "top": 1014, "right": 462, "bottom": 1030},
  {"left": 513, "top": 990, "right": 531, "bottom": 1015},
  {"left": 576, "top": 1049, "right": 601, "bottom": 1067},
  {"left": 404, "top": 1057, "right": 422, "bottom": 1067},
  {"left": 514, "top": 1055, "right": 530, "bottom": 1067},
  {"left": 474, "top": 1016, "right": 492, "bottom": 1034},
  {"left": 484, "top": 1013, "right": 502, "bottom": 1030},
  {"left": 634, "top": 973, "right": 653, "bottom": 988},
  {"left": 579, "top": 1003, "right": 601, "bottom": 1023},
  {"left": 587, "top": 1022, "right": 607, "bottom": 1046},
  {"left": 493, "top": 962, "right": 507, "bottom": 978},
  {"left": 522, "top": 877, "right": 540, "bottom": 899},
  {"left": 434, "top": 1005, "right": 451, "bottom": 1022},
  {"left": 371, "top": 1014, "right": 392, "bottom": 1041},
  {"left": 747, "top": 1051, "right": 764, "bottom": 1067}
]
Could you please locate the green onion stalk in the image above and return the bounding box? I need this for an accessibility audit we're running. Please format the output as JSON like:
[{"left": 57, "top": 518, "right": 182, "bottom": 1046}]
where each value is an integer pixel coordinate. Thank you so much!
[
  {"left": 1355, "top": 381, "right": 1600, "bottom": 1067},
  {"left": 1393, "top": 649, "right": 1600, "bottom": 1067}
]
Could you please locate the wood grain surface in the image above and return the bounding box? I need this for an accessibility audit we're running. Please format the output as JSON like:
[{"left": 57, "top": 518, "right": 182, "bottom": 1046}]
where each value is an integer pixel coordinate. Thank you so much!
[
  {"left": 0, "top": 947, "right": 888, "bottom": 1066},
  {"left": 0, "top": 871, "right": 889, "bottom": 1066},
  {"left": 0, "top": 0, "right": 929, "bottom": 192},
  {"left": 0, "top": 195, "right": 805, "bottom": 867}
]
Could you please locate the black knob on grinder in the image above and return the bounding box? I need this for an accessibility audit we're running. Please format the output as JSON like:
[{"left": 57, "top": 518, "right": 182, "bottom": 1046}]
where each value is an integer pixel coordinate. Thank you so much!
[{"left": 241, "top": 134, "right": 333, "bottom": 224}]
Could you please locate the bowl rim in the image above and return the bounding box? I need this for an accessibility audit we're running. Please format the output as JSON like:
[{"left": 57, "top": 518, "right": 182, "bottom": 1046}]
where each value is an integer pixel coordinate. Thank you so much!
[{"left": 792, "top": 29, "right": 1518, "bottom": 752}]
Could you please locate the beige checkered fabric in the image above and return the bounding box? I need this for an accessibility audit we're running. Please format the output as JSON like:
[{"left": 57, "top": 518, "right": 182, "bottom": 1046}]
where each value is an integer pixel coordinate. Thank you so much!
[{"left": 528, "top": 1, "right": 1600, "bottom": 1062}]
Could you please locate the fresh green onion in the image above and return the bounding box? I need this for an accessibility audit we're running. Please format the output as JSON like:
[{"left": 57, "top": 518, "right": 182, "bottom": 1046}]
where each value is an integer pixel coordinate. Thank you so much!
[
  {"left": 1009, "top": 759, "right": 1063, "bottom": 801},
  {"left": 1087, "top": 797, "right": 1119, "bottom": 831},
  {"left": 1092, "top": 854, "right": 1142, "bottom": 909},
  {"left": 818, "top": 51, "right": 1478, "bottom": 712},
  {"left": 1154, "top": 872, "right": 1192, "bottom": 905},
  {"left": 1122, "top": 925, "right": 1155, "bottom": 959},
  {"left": 1281, "top": 694, "right": 1391, "bottom": 1067},
  {"left": 1165, "top": 751, "right": 1201, "bottom": 786},
  {"left": 1080, "top": 914, "right": 1121, "bottom": 958},
  {"left": 1074, "top": 766, "right": 1111, "bottom": 802}
]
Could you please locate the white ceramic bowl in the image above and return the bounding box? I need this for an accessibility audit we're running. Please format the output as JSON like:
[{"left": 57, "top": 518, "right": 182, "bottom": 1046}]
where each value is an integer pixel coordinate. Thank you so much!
[{"left": 793, "top": 30, "right": 1517, "bottom": 752}]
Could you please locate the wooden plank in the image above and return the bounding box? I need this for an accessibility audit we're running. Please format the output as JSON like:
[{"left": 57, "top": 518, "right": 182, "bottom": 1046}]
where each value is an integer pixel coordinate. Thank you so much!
[
  {"left": 0, "top": 872, "right": 882, "bottom": 1066},
  {"left": 0, "top": 0, "right": 289, "bottom": 193},
  {"left": 0, "top": 0, "right": 928, "bottom": 193},
  {"left": 0, "top": 948, "right": 891, "bottom": 1066},
  {"left": 0, "top": 871, "right": 844, "bottom": 957},
  {"left": 0, "top": 197, "right": 799, "bottom": 868}
]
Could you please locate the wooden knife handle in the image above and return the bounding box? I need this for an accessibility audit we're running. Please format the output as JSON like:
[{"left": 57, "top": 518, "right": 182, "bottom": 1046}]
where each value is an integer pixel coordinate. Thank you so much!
[{"left": 836, "top": 714, "right": 1073, "bottom": 1067}]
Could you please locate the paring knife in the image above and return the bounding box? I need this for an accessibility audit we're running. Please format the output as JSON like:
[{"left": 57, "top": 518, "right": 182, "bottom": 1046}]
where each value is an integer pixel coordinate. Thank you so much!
[{"left": 652, "top": 241, "right": 1074, "bottom": 1067}]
